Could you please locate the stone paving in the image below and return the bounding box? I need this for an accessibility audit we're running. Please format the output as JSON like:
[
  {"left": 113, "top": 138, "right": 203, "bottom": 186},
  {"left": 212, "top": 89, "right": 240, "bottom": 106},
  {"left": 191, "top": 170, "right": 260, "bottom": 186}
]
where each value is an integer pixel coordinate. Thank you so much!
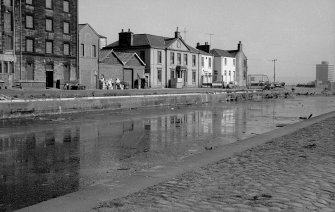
[{"left": 90, "top": 116, "right": 335, "bottom": 212}]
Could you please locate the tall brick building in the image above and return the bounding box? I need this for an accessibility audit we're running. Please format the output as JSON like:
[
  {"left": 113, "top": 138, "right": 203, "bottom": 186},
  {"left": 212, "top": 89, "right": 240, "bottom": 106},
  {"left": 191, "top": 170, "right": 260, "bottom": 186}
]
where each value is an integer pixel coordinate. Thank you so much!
[{"left": 0, "top": 0, "right": 78, "bottom": 89}]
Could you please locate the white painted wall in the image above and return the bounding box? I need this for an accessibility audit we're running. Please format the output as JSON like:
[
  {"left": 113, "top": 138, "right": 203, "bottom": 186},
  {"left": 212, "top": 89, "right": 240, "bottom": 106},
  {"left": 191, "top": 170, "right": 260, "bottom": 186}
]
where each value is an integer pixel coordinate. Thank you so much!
[{"left": 201, "top": 54, "right": 213, "bottom": 84}]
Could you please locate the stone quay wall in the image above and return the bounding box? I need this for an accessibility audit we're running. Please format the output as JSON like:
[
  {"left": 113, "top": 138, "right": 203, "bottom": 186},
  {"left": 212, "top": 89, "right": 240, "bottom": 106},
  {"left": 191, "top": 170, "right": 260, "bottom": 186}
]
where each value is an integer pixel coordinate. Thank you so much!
[{"left": 0, "top": 91, "right": 289, "bottom": 119}]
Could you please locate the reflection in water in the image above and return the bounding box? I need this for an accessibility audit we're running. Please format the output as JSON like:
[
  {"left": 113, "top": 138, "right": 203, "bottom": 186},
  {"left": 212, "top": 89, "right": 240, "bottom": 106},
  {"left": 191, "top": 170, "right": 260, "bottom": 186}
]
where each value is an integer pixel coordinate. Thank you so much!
[
  {"left": 1, "top": 96, "right": 335, "bottom": 211},
  {"left": 0, "top": 128, "right": 80, "bottom": 211}
]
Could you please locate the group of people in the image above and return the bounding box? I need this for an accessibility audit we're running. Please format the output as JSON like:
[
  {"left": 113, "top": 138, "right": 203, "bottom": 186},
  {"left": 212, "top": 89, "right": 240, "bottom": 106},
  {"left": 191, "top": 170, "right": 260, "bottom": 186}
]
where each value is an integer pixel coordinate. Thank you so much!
[{"left": 99, "top": 75, "right": 123, "bottom": 90}]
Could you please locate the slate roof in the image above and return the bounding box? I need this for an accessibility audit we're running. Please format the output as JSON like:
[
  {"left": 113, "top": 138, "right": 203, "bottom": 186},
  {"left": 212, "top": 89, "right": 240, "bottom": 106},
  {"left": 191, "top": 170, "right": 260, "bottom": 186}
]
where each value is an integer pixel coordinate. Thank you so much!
[
  {"left": 197, "top": 49, "right": 213, "bottom": 56},
  {"left": 105, "top": 33, "right": 199, "bottom": 54},
  {"left": 99, "top": 49, "right": 145, "bottom": 66},
  {"left": 210, "top": 49, "right": 235, "bottom": 58}
]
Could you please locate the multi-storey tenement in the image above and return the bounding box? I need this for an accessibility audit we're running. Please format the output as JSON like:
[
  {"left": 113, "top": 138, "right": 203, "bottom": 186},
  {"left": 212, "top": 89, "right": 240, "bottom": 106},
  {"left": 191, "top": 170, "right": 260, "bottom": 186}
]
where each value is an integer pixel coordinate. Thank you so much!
[{"left": 0, "top": 0, "right": 78, "bottom": 89}]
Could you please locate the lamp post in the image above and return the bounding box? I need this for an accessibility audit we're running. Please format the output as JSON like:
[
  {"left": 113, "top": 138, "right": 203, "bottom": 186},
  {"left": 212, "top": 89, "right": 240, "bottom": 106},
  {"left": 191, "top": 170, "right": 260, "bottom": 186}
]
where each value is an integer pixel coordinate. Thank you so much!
[{"left": 272, "top": 59, "right": 277, "bottom": 83}]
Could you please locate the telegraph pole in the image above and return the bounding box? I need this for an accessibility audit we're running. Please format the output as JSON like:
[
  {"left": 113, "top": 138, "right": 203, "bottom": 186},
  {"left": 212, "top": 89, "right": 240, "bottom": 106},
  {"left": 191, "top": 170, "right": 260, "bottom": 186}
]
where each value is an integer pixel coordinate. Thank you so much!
[{"left": 272, "top": 59, "right": 277, "bottom": 83}]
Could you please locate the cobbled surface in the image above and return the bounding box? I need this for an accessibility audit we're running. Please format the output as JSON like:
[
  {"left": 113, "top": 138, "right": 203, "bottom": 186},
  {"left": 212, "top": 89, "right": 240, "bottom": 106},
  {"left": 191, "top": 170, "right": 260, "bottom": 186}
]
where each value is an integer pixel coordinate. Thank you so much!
[{"left": 90, "top": 117, "right": 335, "bottom": 212}]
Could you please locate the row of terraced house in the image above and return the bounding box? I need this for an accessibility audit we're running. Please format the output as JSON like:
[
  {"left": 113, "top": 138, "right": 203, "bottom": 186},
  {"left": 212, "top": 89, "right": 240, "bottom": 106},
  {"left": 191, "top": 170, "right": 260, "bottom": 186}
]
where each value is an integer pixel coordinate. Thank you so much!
[{"left": 0, "top": 0, "right": 248, "bottom": 90}]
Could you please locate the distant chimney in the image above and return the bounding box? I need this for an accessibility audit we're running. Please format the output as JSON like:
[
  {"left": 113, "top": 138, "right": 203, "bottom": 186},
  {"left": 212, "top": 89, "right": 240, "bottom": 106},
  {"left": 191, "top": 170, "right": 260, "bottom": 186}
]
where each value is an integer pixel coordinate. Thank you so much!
[
  {"left": 321, "top": 61, "right": 329, "bottom": 65},
  {"left": 196, "top": 42, "right": 211, "bottom": 53},
  {"left": 175, "top": 27, "right": 181, "bottom": 38},
  {"left": 119, "top": 29, "right": 134, "bottom": 47},
  {"left": 238, "top": 41, "right": 242, "bottom": 51}
]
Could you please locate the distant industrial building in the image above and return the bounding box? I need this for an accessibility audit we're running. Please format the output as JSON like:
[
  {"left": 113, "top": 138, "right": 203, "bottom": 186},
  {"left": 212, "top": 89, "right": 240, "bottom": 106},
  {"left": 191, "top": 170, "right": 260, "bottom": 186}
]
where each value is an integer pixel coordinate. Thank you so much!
[{"left": 316, "top": 61, "right": 334, "bottom": 84}]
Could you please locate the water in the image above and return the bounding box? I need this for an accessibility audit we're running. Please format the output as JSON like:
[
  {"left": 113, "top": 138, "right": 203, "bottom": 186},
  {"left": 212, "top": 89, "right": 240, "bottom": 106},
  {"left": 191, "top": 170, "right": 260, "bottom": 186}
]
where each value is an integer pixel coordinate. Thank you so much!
[{"left": 0, "top": 96, "right": 335, "bottom": 211}]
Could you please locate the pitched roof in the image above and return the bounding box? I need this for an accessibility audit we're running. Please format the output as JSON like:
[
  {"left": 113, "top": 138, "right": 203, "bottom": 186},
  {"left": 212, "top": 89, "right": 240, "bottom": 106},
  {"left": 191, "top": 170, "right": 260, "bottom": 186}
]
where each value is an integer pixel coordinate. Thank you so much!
[
  {"left": 99, "top": 49, "right": 145, "bottom": 66},
  {"left": 210, "top": 49, "right": 235, "bottom": 58},
  {"left": 197, "top": 49, "right": 212, "bottom": 56},
  {"left": 105, "top": 33, "right": 198, "bottom": 54},
  {"left": 79, "top": 23, "right": 106, "bottom": 38}
]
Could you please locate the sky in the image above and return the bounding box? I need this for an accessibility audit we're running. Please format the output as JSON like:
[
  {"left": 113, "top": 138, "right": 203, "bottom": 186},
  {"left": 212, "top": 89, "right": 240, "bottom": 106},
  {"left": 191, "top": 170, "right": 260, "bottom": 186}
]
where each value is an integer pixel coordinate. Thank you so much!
[{"left": 79, "top": 0, "right": 335, "bottom": 84}]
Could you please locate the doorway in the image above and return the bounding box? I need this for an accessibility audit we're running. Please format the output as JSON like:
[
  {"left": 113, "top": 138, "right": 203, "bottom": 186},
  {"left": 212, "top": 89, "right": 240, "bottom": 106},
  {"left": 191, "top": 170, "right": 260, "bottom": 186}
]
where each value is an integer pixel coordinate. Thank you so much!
[
  {"left": 46, "top": 71, "right": 54, "bottom": 88},
  {"left": 124, "top": 68, "right": 133, "bottom": 88}
]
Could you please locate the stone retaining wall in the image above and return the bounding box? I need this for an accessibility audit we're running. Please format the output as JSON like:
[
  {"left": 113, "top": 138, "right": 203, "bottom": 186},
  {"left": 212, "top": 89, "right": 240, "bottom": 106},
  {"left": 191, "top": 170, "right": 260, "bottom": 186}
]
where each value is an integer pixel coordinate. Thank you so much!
[{"left": 0, "top": 91, "right": 289, "bottom": 119}]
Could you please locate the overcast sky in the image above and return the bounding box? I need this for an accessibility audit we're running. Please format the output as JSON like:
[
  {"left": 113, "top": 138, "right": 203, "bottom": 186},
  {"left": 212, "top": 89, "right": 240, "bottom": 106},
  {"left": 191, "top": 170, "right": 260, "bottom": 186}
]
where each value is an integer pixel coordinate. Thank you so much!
[{"left": 79, "top": 0, "right": 335, "bottom": 84}]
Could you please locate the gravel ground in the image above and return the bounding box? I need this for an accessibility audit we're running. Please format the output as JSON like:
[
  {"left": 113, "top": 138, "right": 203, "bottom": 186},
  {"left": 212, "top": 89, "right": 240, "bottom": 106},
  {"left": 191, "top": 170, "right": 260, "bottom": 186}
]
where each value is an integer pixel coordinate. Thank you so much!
[{"left": 90, "top": 115, "right": 335, "bottom": 212}]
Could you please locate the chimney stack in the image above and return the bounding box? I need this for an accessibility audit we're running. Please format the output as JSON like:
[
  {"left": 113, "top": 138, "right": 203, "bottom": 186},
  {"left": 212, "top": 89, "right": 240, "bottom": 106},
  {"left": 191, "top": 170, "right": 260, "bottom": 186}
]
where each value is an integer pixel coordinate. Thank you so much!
[
  {"left": 119, "top": 28, "right": 134, "bottom": 47},
  {"left": 238, "top": 41, "right": 242, "bottom": 51},
  {"left": 196, "top": 42, "right": 211, "bottom": 53},
  {"left": 175, "top": 27, "right": 181, "bottom": 38}
]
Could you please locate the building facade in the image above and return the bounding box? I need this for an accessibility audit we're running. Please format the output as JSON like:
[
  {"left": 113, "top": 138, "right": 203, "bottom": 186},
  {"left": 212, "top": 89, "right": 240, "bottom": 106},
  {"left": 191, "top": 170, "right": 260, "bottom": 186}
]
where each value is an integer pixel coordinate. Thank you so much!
[
  {"left": 196, "top": 42, "right": 213, "bottom": 87},
  {"left": 99, "top": 49, "right": 145, "bottom": 89},
  {"left": 226, "top": 41, "right": 248, "bottom": 87},
  {"left": 316, "top": 61, "right": 334, "bottom": 84},
  {"left": 103, "top": 29, "right": 201, "bottom": 88},
  {"left": 211, "top": 49, "right": 236, "bottom": 86},
  {"left": 0, "top": 0, "right": 78, "bottom": 89},
  {"left": 79, "top": 23, "right": 103, "bottom": 89}
]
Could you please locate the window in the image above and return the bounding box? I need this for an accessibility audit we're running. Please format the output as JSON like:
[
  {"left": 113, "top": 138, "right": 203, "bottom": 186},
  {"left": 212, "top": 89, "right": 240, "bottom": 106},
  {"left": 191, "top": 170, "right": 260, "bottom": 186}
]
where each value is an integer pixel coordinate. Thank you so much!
[
  {"left": 224, "top": 70, "right": 227, "bottom": 76},
  {"left": 63, "top": 0, "right": 69, "bottom": 12},
  {"left": 233, "top": 59, "right": 236, "bottom": 66},
  {"left": 177, "top": 53, "right": 181, "bottom": 65},
  {"left": 27, "top": 62, "right": 34, "bottom": 80},
  {"left": 4, "top": 12, "right": 13, "bottom": 32},
  {"left": 46, "top": 0, "right": 53, "bottom": 9},
  {"left": 224, "top": 58, "right": 227, "bottom": 65},
  {"left": 63, "top": 43, "right": 70, "bottom": 55},
  {"left": 157, "top": 68, "right": 162, "bottom": 83},
  {"left": 229, "top": 71, "right": 231, "bottom": 76},
  {"left": 4, "top": 35, "right": 13, "bottom": 50},
  {"left": 0, "top": 63, "right": 2, "bottom": 73},
  {"left": 157, "top": 51, "right": 162, "bottom": 64},
  {"left": 201, "top": 57, "right": 204, "bottom": 67},
  {"left": 26, "top": 0, "right": 33, "bottom": 5},
  {"left": 63, "top": 22, "right": 70, "bottom": 34},
  {"left": 81, "top": 44, "right": 85, "bottom": 56},
  {"left": 209, "top": 57, "right": 212, "bottom": 68},
  {"left": 183, "top": 54, "right": 188, "bottom": 66},
  {"left": 4, "top": 63, "right": 8, "bottom": 74},
  {"left": 4, "top": 0, "right": 12, "bottom": 6},
  {"left": 46, "top": 18, "right": 53, "bottom": 32},
  {"left": 192, "top": 70, "right": 196, "bottom": 83},
  {"left": 25, "top": 15, "right": 34, "bottom": 29},
  {"left": 91, "top": 45, "right": 96, "bottom": 57},
  {"left": 9, "top": 62, "right": 14, "bottom": 74},
  {"left": 192, "top": 55, "right": 196, "bottom": 67},
  {"left": 170, "top": 52, "right": 174, "bottom": 65},
  {"left": 46, "top": 41, "right": 53, "bottom": 54},
  {"left": 26, "top": 38, "right": 34, "bottom": 52},
  {"left": 170, "top": 69, "right": 175, "bottom": 79}
]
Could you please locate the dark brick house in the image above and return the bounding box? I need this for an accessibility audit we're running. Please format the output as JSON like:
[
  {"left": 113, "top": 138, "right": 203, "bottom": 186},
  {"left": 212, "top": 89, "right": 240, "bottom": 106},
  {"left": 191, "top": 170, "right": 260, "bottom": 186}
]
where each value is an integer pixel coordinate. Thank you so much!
[
  {"left": 0, "top": 0, "right": 78, "bottom": 89},
  {"left": 99, "top": 49, "right": 145, "bottom": 89}
]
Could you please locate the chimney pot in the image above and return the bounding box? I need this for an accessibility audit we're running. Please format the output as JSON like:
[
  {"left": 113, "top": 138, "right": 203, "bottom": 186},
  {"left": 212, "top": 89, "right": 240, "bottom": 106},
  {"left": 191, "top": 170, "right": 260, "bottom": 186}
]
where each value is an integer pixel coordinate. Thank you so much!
[
  {"left": 128, "top": 28, "right": 130, "bottom": 32},
  {"left": 205, "top": 42, "right": 208, "bottom": 45},
  {"left": 121, "top": 29, "right": 124, "bottom": 32}
]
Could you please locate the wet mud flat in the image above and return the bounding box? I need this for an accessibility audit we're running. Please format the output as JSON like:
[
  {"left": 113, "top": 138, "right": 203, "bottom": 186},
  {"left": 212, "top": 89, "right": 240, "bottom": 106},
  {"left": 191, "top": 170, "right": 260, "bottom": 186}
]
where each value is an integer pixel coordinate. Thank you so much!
[
  {"left": 1, "top": 96, "right": 335, "bottom": 211},
  {"left": 92, "top": 114, "right": 335, "bottom": 212}
]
